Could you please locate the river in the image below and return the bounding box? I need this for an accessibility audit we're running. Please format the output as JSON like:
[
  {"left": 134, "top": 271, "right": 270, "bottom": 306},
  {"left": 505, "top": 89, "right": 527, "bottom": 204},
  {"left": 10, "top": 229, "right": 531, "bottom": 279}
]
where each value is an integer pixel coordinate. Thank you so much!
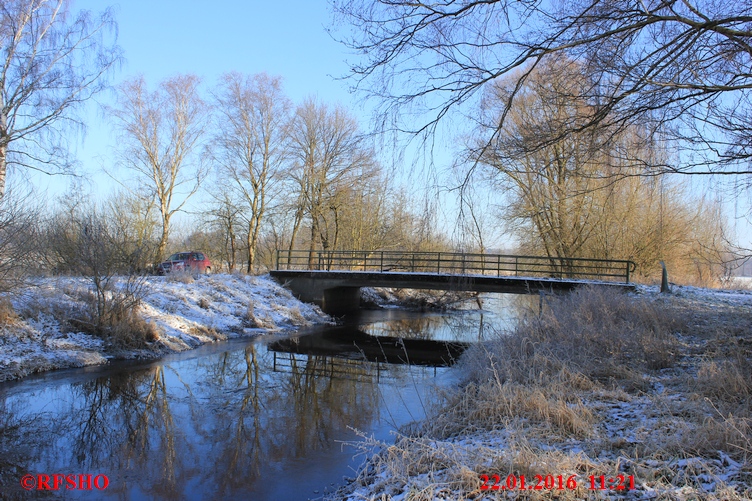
[{"left": 0, "top": 295, "right": 522, "bottom": 500}]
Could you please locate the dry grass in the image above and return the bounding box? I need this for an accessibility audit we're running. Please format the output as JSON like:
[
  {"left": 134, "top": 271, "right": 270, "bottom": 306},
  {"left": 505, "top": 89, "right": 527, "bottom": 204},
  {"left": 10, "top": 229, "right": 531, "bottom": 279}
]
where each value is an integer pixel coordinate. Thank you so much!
[
  {"left": 333, "top": 286, "right": 752, "bottom": 500},
  {"left": 165, "top": 269, "right": 195, "bottom": 284},
  {"left": 101, "top": 309, "right": 161, "bottom": 349},
  {"left": 695, "top": 358, "right": 752, "bottom": 404},
  {"left": 243, "top": 303, "right": 274, "bottom": 329},
  {"left": 461, "top": 286, "right": 682, "bottom": 389},
  {"left": 415, "top": 380, "right": 596, "bottom": 440},
  {"left": 68, "top": 298, "right": 160, "bottom": 350},
  {"left": 0, "top": 297, "right": 19, "bottom": 324}
]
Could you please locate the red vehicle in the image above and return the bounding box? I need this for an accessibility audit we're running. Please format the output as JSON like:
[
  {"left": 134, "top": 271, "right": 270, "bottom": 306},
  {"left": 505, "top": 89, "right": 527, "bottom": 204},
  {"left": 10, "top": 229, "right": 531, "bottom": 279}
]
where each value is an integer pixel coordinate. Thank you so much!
[{"left": 157, "top": 252, "right": 212, "bottom": 275}]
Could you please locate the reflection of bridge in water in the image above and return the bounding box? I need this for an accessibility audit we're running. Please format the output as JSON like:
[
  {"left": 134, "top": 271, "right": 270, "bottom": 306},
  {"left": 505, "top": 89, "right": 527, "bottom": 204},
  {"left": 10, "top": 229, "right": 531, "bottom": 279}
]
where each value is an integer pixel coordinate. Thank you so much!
[
  {"left": 271, "top": 250, "right": 637, "bottom": 313},
  {"left": 267, "top": 326, "right": 470, "bottom": 381}
]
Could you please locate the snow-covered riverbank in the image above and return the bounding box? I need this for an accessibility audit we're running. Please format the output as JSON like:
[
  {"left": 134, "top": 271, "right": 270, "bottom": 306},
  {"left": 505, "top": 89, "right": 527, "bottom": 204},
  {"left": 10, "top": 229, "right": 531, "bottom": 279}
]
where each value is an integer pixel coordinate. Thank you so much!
[{"left": 0, "top": 273, "right": 330, "bottom": 382}]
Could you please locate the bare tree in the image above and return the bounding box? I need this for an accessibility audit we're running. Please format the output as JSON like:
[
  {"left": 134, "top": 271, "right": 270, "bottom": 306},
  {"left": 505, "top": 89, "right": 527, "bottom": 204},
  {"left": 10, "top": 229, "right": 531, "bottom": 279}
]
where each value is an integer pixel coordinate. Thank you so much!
[
  {"left": 333, "top": 0, "right": 752, "bottom": 177},
  {"left": 212, "top": 73, "right": 290, "bottom": 273},
  {"left": 109, "top": 75, "right": 208, "bottom": 261},
  {"left": 0, "top": 189, "right": 40, "bottom": 292},
  {"left": 43, "top": 196, "right": 157, "bottom": 345},
  {"left": 476, "top": 59, "right": 728, "bottom": 284},
  {"left": 0, "top": 0, "right": 121, "bottom": 198},
  {"left": 286, "top": 98, "right": 377, "bottom": 264},
  {"left": 203, "top": 188, "right": 242, "bottom": 272}
]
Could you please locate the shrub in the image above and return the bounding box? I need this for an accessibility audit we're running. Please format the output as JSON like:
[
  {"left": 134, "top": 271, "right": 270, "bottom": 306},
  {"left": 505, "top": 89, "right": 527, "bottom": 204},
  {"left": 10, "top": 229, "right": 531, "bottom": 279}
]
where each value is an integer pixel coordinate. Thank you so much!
[{"left": 0, "top": 298, "right": 19, "bottom": 325}]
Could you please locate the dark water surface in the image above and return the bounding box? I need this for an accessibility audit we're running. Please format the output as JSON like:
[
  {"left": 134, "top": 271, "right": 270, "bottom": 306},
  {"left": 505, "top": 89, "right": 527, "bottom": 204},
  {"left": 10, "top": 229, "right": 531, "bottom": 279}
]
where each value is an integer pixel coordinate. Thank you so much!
[{"left": 0, "top": 298, "right": 519, "bottom": 500}]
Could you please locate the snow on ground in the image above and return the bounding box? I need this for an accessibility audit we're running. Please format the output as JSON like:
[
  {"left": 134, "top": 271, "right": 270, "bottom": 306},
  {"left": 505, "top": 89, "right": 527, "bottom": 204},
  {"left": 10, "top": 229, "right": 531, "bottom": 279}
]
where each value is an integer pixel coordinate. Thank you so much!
[
  {"left": 0, "top": 273, "right": 330, "bottom": 382},
  {"left": 332, "top": 284, "right": 752, "bottom": 501}
]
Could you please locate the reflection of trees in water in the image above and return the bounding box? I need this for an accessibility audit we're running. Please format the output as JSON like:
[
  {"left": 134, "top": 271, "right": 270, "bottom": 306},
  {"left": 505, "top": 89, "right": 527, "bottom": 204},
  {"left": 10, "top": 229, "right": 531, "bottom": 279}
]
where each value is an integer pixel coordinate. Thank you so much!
[
  {"left": 0, "top": 397, "right": 57, "bottom": 500},
  {"left": 0, "top": 343, "right": 384, "bottom": 499},
  {"left": 285, "top": 354, "right": 379, "bottom": 456},
  {"left": 363, "top": 314, "right": 488, "bottom": 342},
  {"left": 363, "top": 317, "right": 446, "bottom": 339},
  {"left": 126, "top": 366, "right": 180, "bottom": 493},
  {"left": 360, "top": 294, "right": 534, "bottom": 343},
  {"left": 188, "top": 346, "right": 380, "bottom": 498},
  {"left": 206, "top": 346, "right": 266, "bottom": 494},
  {"left": 65, "top": 367, "right": 184, "bottom": 498}
]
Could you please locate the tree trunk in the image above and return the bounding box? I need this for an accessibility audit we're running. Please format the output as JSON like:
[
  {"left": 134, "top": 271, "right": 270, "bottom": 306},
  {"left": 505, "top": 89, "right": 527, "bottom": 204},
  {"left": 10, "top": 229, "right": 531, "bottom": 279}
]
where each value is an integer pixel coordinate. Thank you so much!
[
  {"left": 157, "top": 211, "right": 170, "bottom": 261},
  {"left": 0, "top": 142, "right": 6, "bottom": 201},
  {"left": 246, "top": 222, "right": 255, "bottom": 274}
]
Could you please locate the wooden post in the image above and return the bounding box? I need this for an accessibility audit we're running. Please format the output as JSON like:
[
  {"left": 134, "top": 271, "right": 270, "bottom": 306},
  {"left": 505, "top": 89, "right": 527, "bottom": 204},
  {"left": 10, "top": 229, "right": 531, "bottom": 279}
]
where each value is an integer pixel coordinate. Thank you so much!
[{"left": 660, "top": 261, "right": 670, "bottom": 293}]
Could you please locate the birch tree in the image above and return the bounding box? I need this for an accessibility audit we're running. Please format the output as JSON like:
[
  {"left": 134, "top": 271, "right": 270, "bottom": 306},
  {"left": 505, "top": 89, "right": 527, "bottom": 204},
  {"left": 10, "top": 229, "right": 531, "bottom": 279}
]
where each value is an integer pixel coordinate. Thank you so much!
[
  {"left": 110, "top": 75, "right": 208, "bottom": 260},
  {"left": 0, "top": 0, "right": 120, "bottom": 198}
]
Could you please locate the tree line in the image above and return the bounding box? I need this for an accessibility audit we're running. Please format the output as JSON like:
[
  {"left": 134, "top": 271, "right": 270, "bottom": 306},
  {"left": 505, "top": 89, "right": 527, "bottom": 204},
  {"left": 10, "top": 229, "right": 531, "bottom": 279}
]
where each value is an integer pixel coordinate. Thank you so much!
[{"left": 103, "top": 72, "right": 447, "bottom": 274}]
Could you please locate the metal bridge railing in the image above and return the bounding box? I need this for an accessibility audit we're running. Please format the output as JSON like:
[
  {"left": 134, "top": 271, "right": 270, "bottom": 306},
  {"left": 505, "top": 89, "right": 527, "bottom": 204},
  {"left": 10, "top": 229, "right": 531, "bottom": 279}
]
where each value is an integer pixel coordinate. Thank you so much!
[{"left": 275, "top": 250, "right": 636, "bottom": 283}]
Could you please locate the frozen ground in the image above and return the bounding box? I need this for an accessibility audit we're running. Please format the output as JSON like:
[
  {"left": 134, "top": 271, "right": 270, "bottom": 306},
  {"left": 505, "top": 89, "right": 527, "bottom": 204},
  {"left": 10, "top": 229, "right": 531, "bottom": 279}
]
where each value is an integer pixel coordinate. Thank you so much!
[
  {"left": 0, "top": 273, "right": 330, "bottom": 382},
  {"left": 333, "top": 284, "right": 752, "bottom": 501}
]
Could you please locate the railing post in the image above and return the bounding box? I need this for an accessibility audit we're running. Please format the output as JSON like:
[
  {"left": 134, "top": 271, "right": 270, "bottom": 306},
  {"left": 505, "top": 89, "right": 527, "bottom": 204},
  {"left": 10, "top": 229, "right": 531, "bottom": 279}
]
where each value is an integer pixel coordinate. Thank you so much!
[
  {"left": 626, "top": 262, "right": 630, "bottom": 283},
  {"left": 437, "top": 252, "right": 441, "bottom": 274},
  {"left": 380, "top": 251, "right": 384, "bottom": 272},
  {"left": 497, "top": 254, "right": 501, "bottom": 277},
  {"left": 275, "top": 250, "right": 280, "bottom": 270},
  {"left": 515, "top": 256, "right": 519, "bottom": 276}
]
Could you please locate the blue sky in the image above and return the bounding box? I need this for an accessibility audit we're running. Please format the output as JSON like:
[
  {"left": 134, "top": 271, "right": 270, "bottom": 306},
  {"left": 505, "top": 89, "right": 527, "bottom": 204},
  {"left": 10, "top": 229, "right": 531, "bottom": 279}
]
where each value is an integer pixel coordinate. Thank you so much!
[
  {"left": 92, "top": 0, "right": 353, "bottom": 102},
  {"left": 64, "top": 0, "right": 363, "bottom": 184}
]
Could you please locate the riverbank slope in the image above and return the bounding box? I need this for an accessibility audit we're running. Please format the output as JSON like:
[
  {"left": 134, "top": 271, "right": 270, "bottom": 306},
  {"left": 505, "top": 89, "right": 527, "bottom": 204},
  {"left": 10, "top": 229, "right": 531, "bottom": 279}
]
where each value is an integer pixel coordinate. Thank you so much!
[{"left": 0, "top": 273, "right": 330, "bottom": 382}]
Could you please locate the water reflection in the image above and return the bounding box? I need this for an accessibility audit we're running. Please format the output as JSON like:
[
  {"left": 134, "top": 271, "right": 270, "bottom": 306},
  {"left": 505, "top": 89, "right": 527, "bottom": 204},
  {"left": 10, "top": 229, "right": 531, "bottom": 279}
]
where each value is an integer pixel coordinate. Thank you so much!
[
  {"left": 0, "top": 338, "right": 434, "bottom": 499},
  {"left": 0, "top": 297, "right": 520, "bottom": 500}
]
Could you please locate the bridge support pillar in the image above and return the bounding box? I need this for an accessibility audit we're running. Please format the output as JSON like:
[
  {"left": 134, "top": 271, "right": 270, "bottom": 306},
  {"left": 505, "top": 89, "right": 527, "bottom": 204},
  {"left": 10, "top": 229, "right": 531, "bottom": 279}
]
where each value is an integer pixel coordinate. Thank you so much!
[{"left": 273, "top": 276, "right": 361, "bottom": 314}]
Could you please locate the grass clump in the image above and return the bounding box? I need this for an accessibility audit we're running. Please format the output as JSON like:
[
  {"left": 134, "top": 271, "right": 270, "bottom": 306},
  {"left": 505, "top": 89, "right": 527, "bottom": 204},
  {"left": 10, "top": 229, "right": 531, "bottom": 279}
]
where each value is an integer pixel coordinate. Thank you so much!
[
  {"left": 0, "top": 297, "right": 19, "bottom": 325},
  {"left": 66, "top": 278, "right": 160, "bottom": 350},
  {"left": 461, "top": 285, "right": 682, "bottom": 388}
]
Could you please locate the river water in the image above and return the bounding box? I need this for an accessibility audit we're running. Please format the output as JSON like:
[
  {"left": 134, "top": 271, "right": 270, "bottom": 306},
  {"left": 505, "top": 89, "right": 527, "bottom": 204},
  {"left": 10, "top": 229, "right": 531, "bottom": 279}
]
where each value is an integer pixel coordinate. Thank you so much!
[{"left": 0, "top": 296, "right": 522, "bottom": 500}]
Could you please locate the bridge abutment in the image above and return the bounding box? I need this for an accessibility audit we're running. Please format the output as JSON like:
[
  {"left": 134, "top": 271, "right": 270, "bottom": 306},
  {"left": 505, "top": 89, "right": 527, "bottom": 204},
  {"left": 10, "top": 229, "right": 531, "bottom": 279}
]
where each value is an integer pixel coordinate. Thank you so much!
[{"left": 274, "top": 276, "right": 361, "bottom": 314}]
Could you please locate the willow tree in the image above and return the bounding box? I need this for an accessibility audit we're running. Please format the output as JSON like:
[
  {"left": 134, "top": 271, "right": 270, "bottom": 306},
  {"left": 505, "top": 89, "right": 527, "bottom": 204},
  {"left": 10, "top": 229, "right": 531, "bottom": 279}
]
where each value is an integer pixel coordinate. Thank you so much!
[{"left": 476, "top": 59, "right": 728, "bottom": 284}]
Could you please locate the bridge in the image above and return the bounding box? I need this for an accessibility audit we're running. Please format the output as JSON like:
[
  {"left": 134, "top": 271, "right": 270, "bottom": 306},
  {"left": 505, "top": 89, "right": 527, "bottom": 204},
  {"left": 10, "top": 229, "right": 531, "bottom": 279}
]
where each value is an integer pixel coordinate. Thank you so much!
[{"left": 270, "top": 250, "right": 636, "bottom": 313}]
